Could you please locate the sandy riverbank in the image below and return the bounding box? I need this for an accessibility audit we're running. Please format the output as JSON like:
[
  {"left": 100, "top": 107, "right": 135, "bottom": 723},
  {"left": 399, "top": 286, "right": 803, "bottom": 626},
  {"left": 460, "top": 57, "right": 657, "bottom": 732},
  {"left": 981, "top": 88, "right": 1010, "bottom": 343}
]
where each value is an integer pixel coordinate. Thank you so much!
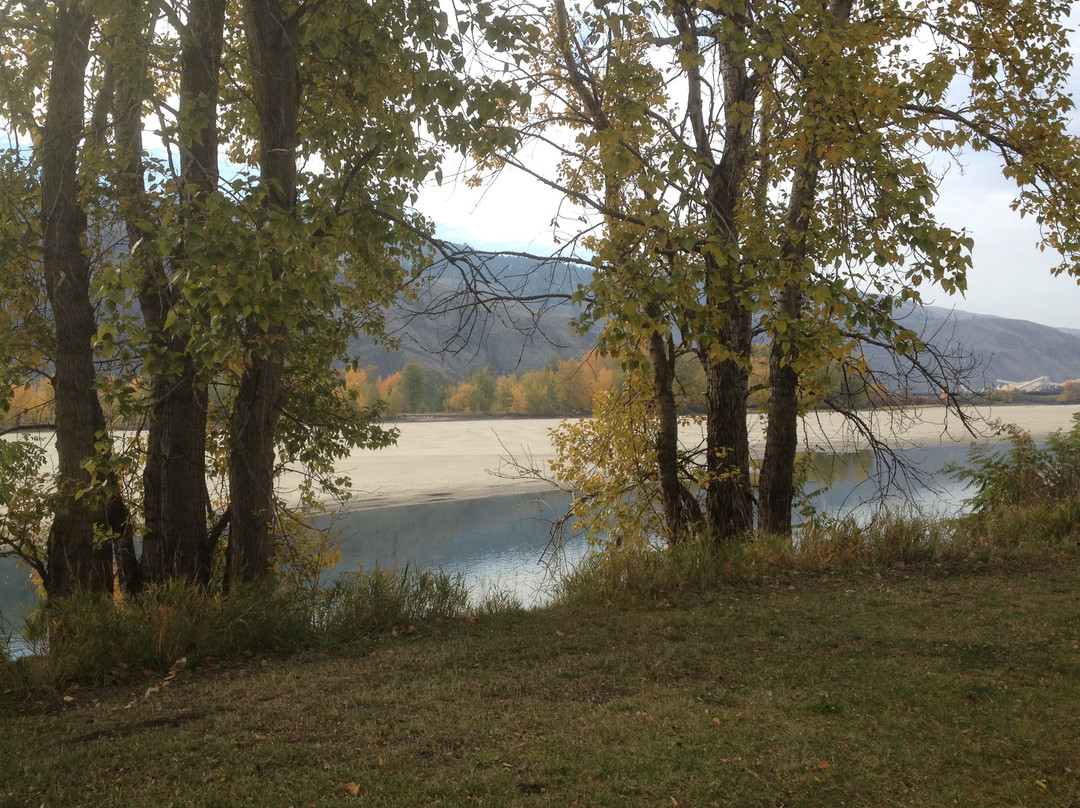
[{"left": 283, "top": 404, "right": 1080, "bottom": 510}]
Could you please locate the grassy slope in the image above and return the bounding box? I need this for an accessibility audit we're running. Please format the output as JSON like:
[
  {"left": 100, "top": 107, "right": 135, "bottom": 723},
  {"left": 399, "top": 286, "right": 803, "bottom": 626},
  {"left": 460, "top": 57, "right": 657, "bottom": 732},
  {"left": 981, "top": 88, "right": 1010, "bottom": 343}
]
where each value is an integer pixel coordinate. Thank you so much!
[{"left": 3, "top": 557, "right": 1079, "bottom": 807}]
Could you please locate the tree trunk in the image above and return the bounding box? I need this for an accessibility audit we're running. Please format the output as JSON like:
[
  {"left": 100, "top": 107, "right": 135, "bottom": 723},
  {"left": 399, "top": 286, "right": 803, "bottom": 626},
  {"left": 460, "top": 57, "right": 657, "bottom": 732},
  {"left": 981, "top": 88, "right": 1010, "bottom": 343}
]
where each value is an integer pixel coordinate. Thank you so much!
[
  {"left": 227, "top": 0, "right": 299, "bottom": 587},
  {"left": 758, "top": 286, "right": 802, "bottom": 535},
  {"left": 702, "top": 294, "right": 755, "bottom": 541},
  {"left": 648, "top": 329, "right": 702, "bottom": 542},
  {"left": 110, "top": 0, "right": 223, "bottom": 588},
  {"left": 757, "top": 0, "right": 845, "bottom": 536},
  {"left": 139, "top": 372, "right": 211, "bottom": 585},
  {"left": 143, "top": 0, "right": 224, "bottom": 587},
  {"left": 41, "top": 0, "right": 114, "bottom": 599},
  {"left": 699, "top": 122, "right": 757, "bottom": 542}
]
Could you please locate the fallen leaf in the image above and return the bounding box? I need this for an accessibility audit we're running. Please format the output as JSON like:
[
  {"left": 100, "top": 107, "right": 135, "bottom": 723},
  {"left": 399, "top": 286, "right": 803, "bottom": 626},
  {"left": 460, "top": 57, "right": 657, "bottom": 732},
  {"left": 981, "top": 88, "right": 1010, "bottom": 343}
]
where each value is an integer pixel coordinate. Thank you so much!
[
  {"left": 344, "top": 781, "right": 361, "bottom": 797},
  {"left": 817, "top": 760, "right": 830, "bottom": 770},
  {"left": 711, "top": 717, "right": 720, "bottom": 726}
]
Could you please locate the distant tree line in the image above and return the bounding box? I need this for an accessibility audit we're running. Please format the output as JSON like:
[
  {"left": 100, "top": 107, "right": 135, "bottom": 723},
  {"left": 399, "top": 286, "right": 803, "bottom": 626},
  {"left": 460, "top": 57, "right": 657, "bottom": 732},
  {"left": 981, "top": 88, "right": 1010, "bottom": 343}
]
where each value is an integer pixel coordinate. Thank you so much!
[{"left": 343, "top": 351, "right": 617, "bottom": 417}]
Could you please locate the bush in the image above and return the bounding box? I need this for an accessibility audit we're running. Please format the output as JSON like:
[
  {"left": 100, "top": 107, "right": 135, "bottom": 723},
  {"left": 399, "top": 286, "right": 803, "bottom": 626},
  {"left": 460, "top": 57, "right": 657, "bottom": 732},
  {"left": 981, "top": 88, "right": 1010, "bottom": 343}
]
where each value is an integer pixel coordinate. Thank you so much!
[
  {"left": 947, "top": 415, "right": 1080, "bottom": 512},
  {"left": 0, "top": 566, "right": 471, "bottom": 691}
]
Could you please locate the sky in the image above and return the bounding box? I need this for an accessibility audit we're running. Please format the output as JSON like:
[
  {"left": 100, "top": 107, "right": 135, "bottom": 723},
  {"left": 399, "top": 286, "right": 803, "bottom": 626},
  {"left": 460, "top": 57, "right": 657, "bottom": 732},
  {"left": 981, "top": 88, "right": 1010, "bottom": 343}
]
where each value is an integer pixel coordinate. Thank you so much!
[
  {"left": 418, "top": 144, "right": 1080, "bottom": 332},
  {"left": 417, "top": 28, "right": 1080, "bottom": 335}
]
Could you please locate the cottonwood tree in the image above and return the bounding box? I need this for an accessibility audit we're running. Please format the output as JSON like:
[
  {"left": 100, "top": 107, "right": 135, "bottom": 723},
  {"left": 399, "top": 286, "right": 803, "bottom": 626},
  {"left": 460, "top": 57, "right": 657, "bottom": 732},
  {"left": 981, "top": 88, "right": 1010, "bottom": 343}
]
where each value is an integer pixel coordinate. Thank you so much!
[
  {"left": 220, "top": 0, "right": 532, "bottom": 585},
  {"left": 0, "top": 0, "right": 532, "bottom": 596},
  {"left": 2, "top": 0, "right": 123, "bottom": 598},
  {"left": 492, "top": 0, "right": 1080, "bottom": 544},
  {"left": 100, "top": 0, "right": 226, "bottom": 590},
  {"left": 754, "top": 0, "right": 1080, "bottom": 533}
]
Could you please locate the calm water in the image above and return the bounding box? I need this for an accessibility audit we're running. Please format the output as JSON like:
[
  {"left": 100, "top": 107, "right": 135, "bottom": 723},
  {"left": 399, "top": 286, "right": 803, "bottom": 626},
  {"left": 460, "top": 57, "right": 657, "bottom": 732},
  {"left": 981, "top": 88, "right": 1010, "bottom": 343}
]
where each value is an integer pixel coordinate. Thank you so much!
[
  {"left": 0, "top": 442, "right": 978, "bottom": 651},
  {"left": 314, "top": 490, "right": 586, "bottom": 606}
]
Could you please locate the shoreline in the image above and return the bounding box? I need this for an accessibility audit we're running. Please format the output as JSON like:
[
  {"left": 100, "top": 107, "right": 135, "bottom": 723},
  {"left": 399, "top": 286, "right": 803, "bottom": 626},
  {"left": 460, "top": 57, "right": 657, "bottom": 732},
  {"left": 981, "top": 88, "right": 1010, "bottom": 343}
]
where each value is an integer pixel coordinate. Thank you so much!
[{"left": 276, "top": 404, "right": 1080, "bottom": 511}]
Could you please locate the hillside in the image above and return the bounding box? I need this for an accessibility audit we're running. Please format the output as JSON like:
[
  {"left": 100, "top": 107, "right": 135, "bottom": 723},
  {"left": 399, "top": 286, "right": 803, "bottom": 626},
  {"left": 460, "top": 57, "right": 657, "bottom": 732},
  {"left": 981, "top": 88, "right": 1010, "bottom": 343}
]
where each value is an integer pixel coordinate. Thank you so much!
[
  {"left": 859, "top": 304, "right": 1080, "bottom": 390},
  {"left": 347, "top": 252, "right": 1080, "bottom": 387},
  {"left": 348, "top": 252, "right": 597, "bottom": 377}
]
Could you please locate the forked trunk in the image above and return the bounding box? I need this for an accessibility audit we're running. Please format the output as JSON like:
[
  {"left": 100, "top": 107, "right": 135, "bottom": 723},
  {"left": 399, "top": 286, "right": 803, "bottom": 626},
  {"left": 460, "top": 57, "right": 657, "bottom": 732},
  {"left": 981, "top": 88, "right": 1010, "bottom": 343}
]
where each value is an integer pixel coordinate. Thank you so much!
[
  {"left": 226, "top": 0, "right": 300, "bottom": 587},
  {"left": 41, "top": 0, "right": 115, "bottom": 598}
]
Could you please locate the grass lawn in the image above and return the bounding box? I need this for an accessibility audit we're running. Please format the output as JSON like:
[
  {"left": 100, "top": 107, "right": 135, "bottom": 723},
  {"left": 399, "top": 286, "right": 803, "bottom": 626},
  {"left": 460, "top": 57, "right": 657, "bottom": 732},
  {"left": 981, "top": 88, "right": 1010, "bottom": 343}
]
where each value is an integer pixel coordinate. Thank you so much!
[{"left": 3, "top": 556, "right": 1079, "bottom": 807}]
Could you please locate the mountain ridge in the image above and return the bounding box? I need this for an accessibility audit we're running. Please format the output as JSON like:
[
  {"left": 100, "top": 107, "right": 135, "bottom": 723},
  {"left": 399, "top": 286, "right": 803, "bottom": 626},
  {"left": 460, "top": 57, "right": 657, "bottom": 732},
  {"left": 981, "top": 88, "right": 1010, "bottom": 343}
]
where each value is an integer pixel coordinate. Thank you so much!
[{"left": 348, "top": 253, "right": 1080, "bottom": 388}]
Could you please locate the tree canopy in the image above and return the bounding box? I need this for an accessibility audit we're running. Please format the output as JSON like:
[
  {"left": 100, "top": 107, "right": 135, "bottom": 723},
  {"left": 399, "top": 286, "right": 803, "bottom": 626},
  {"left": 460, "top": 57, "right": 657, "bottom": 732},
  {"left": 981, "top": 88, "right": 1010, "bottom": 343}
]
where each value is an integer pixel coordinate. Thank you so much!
[
  {"left": 2, "top": 0, "right": 1079, "bottom": 601},
  {"left": 484, "top": 0, "right": 1080, "bottom": 543},
  {"left": 0, "top": 0, "right": 530, "bottom": 597}
]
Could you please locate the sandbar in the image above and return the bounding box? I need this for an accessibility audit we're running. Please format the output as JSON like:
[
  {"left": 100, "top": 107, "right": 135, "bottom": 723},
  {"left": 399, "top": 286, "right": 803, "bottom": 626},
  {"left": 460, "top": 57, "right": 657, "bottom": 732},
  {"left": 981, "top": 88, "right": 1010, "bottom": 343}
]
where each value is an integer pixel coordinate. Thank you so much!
[{"left": 287, "top": 405, "right": 1080, "bottom": 510}]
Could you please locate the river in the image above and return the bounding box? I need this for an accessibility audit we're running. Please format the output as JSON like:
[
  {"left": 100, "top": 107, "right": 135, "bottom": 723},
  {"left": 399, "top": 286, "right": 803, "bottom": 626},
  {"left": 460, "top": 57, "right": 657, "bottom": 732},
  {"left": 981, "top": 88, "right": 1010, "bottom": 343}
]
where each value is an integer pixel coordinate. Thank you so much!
[{"left": 3, "top": 405, "right": 1078, "bottom": 649}]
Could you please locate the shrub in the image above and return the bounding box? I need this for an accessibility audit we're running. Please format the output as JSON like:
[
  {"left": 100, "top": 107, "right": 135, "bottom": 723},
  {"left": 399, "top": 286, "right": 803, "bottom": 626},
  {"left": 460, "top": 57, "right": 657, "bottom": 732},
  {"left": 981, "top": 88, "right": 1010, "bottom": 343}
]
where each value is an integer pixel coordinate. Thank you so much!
[
  {"left": 14, "top": 584, "right": 311, "bottom": 685},
  {"left": 947, "top": 415, "right": 1080, "bottom": 512}
]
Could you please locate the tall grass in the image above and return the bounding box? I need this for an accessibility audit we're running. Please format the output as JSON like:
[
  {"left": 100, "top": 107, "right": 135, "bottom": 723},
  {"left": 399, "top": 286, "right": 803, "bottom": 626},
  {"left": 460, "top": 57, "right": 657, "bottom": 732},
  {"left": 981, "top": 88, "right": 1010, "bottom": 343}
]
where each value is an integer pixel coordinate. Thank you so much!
[
  {"left": 311, "top": 565, "right": 469, "bottom": 646},
  {"left": 555, "top": 497, "right": 1080, "bottom": 607},
  {"left": 15, "top": 583, "right": 311, "bottom": 685},
  {"left": 556, "top": 417, "right": 1080, "bottom": 606},
  {"left": 7, "top": 416, "right": 1080, "bottom": 692},
  {"left": 1, "top": 565, "right": 472, "bottom": 692}
]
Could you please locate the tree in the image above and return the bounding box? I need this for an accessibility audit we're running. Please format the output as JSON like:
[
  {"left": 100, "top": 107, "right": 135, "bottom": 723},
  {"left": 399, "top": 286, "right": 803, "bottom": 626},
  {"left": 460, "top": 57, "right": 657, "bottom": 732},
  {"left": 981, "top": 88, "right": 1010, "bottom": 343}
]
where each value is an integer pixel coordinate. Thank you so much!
[
  {"left": 400, "top": 360, "right": 429, "bottom": 413},
  {"left": 104, "top": 0, "right": 226, "bottom": 589},
  {"left": 0, "top": 0, "right": 533, "bottom": 598},
  {"left": 465, "top": 367, "right": 497, "bottom": 412},
  {"left": 1059, "top": 381, "right": 1080, "bottom": 405},
  {"left": 496, "top": 0, "right": 1080, "bottom": 545},
  {"left": 36, "top": 0, "right": 119, "bottom": 598}
]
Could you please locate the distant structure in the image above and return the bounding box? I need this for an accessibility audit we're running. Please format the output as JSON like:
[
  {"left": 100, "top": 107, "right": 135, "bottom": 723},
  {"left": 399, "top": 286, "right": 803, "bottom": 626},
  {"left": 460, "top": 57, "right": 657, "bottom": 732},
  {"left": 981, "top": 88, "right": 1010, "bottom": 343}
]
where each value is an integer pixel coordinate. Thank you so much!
[
  {"left": 995, "top": 376, "right": 1055, "bottom": 393},
  {"left": 994, "top": 376, "right": 1080, "bottom": 393}
]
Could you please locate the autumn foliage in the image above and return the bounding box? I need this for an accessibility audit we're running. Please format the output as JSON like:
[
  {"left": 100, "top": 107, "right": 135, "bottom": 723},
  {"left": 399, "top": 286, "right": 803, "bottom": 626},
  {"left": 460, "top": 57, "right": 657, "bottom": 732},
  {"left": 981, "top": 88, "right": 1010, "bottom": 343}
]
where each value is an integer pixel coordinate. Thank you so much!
[{"left": 342, "top": 350, "right": 618, "bottom": 417}]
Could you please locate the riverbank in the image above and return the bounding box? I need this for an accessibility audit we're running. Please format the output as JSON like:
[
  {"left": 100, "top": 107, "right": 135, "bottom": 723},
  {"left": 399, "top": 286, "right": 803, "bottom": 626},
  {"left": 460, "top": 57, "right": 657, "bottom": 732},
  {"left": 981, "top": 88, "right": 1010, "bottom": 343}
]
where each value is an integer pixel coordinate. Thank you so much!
[
  {"left": 4, "top": 553, "right": 1079, "bottom": 806},
  {"left": 281, "top": 404, "right": 1080, "bottom": 510}
]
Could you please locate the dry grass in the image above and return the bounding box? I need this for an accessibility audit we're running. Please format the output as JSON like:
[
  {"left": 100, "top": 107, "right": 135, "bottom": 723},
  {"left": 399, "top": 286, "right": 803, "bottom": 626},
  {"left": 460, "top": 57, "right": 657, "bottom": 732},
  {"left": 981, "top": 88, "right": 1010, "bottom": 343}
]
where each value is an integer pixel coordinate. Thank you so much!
[{"left": 3, "top": 553, "right": 1079, "bottom": 807}]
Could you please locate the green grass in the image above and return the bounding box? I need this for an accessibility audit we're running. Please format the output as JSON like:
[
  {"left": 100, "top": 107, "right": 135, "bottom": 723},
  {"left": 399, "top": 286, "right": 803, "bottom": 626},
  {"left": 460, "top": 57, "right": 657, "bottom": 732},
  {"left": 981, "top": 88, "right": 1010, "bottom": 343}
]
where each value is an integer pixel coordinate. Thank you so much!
[{"left": 3, "top": 553, "right": 1079, "bottom": 807}]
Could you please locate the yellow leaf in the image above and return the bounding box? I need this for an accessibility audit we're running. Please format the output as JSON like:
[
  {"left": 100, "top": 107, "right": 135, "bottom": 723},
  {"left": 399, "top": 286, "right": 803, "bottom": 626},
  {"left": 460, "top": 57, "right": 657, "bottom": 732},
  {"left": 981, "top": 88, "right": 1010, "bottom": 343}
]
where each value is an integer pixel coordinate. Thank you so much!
[{"left": 344, "top": 781, "right": 361, "bottom": 797}]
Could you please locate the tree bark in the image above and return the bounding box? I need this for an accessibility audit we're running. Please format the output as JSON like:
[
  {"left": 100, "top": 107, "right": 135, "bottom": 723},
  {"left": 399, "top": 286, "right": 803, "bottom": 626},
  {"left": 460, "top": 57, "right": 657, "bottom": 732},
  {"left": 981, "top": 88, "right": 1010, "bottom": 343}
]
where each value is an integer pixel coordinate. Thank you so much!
[
  {"left": 226, "top": 0, "right": 300, "bottom": 587},
  {"left": 674, "top": 4, "right": 759, "bottom": 543},
  {"left": 757, "top": 0, "right": 848, "bottom": 536},
  {"left": 648, "top": 329, "right": 702, "bottom": 541},
  {"left": 140, "top": 0, "right": 224, "bottom": 587},
  {"left": 41, "top": 0, "right": 114, "bottom": 598},
  {"left": 757, "top": 288, "right": 802, "bottom": 535},
  {"left": 108, "top": 0, "right": 223, "bottom": 588},
  {"left": 702, "top": 294, "right": 755, "bottom": 541}
]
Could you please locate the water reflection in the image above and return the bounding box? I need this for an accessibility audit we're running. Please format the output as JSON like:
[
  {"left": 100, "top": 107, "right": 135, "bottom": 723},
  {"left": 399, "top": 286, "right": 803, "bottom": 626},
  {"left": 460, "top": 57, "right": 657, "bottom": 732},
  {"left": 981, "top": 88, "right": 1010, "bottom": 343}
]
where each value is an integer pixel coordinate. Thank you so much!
[
  {"left": 0, "top": 557, "right": 38, "bottom": 655},
  {"left": 1, "top": 443, "right": 981, "bottom": 651},
  {"left": 315, "top": 491, "right": 585, "bottom": 607},
  {"left": 804, "top": 443, "right": 975, "bottom": 518}
]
